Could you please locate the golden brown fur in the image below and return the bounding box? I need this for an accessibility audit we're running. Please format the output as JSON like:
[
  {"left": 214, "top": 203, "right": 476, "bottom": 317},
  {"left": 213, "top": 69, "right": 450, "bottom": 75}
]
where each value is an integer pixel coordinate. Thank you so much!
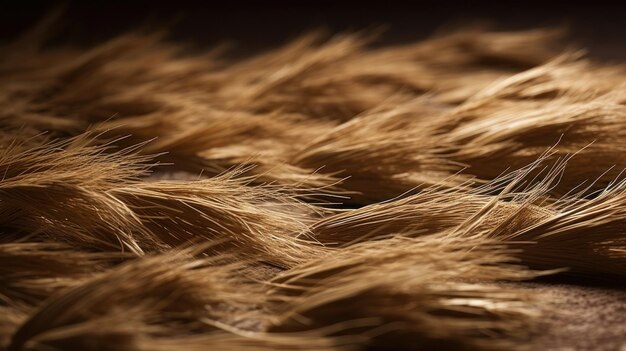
[{"left": 0, "top": 20, "right": 625, "bottom": 351}]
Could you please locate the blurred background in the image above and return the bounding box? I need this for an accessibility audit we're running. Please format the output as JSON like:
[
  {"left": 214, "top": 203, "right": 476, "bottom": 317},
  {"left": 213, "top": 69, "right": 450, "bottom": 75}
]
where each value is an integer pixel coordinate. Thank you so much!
[{"left": 1, "top": 0, "right": 625, "bottom": 61}]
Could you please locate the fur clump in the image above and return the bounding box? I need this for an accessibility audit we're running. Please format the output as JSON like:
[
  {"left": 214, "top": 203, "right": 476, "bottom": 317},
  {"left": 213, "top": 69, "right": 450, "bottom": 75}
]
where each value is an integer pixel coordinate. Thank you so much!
[
  {"left": 269, "top": 237, "right": 540, "bottom": 351},
  {"left": 1, "top": 19, "right": 626, "bottom": 351},
  {"left": 311, "top": 157, "right": 626, "bottom": 277},
  {"left": 0, "top": 133, "right": 325, "bottom": 266},
  {"left": 436, "top": 68, "right": 626, "bottom": 193},
  {"left": 0, "top": 242, "right": 126, "bottom": 305},
  {"left": 6, "top": 249, "right": 266, "bottom": 351}
]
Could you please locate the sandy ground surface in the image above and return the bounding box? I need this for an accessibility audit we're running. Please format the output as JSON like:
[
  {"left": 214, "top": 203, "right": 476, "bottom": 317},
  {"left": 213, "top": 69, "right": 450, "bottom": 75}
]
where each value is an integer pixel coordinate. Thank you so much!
[{"left": 520, "top": 282, "right": 625, "bottom": 351}]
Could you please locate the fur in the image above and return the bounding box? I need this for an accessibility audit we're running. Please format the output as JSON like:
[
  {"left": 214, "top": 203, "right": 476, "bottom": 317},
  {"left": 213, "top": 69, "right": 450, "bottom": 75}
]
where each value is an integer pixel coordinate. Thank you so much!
[{"left": 0, "top": 20, "right": 624, "bottom": 351}]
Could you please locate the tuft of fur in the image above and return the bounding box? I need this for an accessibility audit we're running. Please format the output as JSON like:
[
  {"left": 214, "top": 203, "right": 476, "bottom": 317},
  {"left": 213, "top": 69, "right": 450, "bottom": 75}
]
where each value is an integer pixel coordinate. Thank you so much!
[
  {"left": 269, "top": 236, "right": 540, "bottom": 351},
  {"left": 0, "top": 133, "right": 325, "bottom": 266}
]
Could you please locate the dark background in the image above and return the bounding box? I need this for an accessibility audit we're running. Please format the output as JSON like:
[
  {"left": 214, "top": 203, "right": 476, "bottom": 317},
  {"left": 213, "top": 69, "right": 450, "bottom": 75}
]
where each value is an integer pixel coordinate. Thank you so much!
[{"left": 1, "top": 1, "right": 625, "bottom": 60}]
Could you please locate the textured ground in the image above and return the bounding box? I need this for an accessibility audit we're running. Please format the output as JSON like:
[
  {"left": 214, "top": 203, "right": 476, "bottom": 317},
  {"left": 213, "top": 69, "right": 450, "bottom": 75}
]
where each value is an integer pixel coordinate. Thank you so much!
[{"left": 522, "top": 282, "right": 625, "bottom": 350}]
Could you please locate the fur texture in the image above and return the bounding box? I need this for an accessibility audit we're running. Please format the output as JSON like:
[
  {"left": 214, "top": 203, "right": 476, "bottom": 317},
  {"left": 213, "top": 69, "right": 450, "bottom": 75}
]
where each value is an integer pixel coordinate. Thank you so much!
[{"left": 0, "top": 20, "right": 625, "bottom": 351}]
